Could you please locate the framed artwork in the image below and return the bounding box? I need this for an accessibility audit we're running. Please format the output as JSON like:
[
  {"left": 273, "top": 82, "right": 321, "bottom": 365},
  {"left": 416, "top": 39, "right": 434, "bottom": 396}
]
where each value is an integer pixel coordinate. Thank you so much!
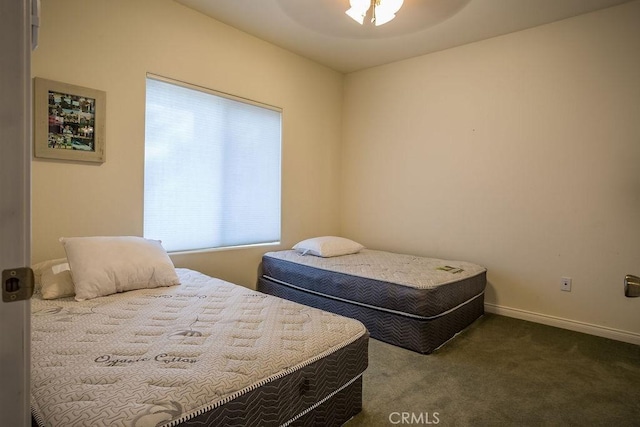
[{"left": 33, "top": 77, "right": 106, "bottom": 163}]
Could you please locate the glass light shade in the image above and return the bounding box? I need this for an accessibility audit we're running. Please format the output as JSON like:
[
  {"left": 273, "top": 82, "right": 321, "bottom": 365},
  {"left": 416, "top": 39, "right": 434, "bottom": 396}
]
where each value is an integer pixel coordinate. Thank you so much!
[
  {"left": 346, "top": 0, "right": 371, "bottom": 25},
  {"left": 374, "top": 0, "right": 404, "bottom": 26}
]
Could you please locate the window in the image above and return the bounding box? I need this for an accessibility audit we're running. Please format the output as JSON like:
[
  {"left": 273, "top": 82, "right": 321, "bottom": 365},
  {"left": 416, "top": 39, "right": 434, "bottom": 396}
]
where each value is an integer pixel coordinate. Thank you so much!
[{"left": 144, "top": 75, "right": 281, "bottom": 252}]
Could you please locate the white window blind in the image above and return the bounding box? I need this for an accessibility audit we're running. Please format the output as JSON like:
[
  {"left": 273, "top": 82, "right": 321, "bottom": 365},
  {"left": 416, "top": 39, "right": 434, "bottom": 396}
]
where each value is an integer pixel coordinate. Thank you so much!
[{"left": 144, "top": 75, "right": 281, "bottom": 252}]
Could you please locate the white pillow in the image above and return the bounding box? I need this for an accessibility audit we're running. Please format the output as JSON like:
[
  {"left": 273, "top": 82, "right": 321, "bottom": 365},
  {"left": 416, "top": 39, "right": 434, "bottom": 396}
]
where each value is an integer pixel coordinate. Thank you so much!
[
  {"left": 32, "top": 258, "right": 67, "bottom": 289},
  {"left": 292, "top": 236, "right": 364, "bottom": 258},
  {"left": 40, "top": 262, "right": 75, "bottom": 300},
  {"left": 60, "top": 236, "right": 180, "bottom": 301}
]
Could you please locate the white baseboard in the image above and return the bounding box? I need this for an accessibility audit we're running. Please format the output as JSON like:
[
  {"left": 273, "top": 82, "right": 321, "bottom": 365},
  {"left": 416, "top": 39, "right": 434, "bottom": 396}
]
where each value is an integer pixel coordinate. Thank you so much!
[{"left": 484, "top": 303, "right": 640, "bottom": 346}]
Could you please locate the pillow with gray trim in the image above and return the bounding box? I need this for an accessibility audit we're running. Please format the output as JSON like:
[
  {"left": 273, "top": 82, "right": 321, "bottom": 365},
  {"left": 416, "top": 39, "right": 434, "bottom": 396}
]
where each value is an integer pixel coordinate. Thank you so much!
[{"left": 40, "top": 262, "right": 74, "bottom": 300}]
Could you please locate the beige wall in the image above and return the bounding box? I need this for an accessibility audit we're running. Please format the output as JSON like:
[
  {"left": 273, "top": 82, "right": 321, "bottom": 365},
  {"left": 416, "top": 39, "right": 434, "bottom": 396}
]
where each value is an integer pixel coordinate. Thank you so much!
[
  {"left": 31, "top": 0, "right": 344, "bottom": 288},
  {"left": 342, "top": 1, "right": 640, "bottom": 340}
]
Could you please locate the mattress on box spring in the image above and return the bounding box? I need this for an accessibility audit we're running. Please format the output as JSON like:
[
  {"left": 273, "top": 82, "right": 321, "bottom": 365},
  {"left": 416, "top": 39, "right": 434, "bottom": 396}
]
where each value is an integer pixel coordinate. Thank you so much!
[
  {"left": 260, "top": 249, "right": 487, "bottom": 320},
  {"left": 259, "top": 250, "right": 486, "bottom": 354},
  {"left": 31, "top": 268, "right": 368, "bottom": 427}
]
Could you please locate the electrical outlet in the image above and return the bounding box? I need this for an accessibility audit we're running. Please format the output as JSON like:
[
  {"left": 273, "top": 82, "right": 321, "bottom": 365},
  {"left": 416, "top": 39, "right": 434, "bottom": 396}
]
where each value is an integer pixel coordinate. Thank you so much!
[{"left": 561, "top": 277, "right": 572, "bottom": 292}]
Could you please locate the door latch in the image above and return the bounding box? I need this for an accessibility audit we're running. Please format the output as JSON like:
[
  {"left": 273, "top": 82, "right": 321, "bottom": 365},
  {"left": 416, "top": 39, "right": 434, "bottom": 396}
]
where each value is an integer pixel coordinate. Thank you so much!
[
  {"left": 2, "top": 267, "right": 34, "bottom": 302},
  {"left": 625, "top": 275, "right": 640, "bottom": 298}
]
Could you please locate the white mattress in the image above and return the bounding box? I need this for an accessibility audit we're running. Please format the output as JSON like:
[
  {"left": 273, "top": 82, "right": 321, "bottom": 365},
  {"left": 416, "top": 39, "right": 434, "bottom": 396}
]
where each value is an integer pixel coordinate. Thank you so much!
[
  {"left": 264, "top": 249, "right": 486, "bottom": 289},
  {"left": 30, "top": 268, "right": 367, "bottom": 427}
]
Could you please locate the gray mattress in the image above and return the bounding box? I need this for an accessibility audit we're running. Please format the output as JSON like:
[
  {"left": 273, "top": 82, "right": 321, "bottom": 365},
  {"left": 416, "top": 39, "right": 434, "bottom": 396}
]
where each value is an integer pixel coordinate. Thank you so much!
[
  {"left": 31, "top": 268, "right": 368, "bottom": 427},
  {"left": 258, "top": 250, "right": 486, "bottom": 354}
]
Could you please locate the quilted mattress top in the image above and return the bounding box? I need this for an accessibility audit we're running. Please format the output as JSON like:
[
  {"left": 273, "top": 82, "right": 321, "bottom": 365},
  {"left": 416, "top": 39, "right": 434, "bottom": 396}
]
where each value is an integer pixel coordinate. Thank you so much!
[
  {"left": 30, "top": 268, "right": 367, "bottom": 427},
  {"left": 264, "top": 249, "right": 486, "bottom": 289}
]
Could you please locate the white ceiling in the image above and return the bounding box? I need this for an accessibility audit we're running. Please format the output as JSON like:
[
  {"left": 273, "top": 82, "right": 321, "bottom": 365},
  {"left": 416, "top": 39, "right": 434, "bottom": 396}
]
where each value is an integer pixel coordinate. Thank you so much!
[{"left": 174, "top": 0, "right": 632, "bottom": 73}]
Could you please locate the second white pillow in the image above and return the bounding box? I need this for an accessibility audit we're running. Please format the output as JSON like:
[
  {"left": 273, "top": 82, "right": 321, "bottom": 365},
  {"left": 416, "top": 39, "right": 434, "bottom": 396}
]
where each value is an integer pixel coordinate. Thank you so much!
[{"left": 40, "top": 262, "right": 75, "bottom": 300}]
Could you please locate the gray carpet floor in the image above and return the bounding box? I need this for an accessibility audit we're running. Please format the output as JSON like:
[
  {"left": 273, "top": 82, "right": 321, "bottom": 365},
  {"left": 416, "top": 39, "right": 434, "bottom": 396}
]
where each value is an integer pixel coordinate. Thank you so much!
[{"left": 347, "top": 314, "right": 640, "bottom": 426}]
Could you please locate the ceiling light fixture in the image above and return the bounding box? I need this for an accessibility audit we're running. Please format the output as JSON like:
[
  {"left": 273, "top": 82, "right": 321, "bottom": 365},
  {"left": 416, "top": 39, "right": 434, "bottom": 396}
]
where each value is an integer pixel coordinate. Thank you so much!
[{"left": 346, "top": 0, "right": 404, "bottom": 26}]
